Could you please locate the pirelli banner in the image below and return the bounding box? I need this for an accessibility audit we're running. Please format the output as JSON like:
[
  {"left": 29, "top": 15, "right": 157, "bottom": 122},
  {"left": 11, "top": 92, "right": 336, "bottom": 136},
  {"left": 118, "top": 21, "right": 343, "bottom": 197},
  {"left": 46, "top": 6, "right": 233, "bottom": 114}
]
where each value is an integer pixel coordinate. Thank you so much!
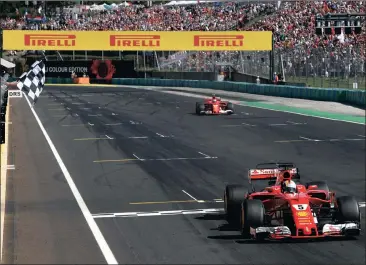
[{"left": 2, "top": 30, "right": 272, "bottom": 51}]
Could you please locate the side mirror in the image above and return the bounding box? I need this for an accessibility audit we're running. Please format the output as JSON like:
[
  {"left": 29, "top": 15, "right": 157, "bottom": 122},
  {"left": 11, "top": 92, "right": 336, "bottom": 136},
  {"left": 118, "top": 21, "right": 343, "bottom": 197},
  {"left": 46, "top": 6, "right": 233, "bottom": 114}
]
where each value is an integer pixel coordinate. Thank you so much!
[{"left": 307, "top": 185, "right": 318, "bottom": 190}]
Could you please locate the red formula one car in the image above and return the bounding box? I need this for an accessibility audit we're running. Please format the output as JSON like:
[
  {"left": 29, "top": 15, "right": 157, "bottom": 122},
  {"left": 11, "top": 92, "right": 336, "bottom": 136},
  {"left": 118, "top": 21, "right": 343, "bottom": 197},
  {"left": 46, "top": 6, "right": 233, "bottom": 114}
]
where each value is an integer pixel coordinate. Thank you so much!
[
  {"left": 195, "top": 95, "right": 234, "bottom": 115},
  {"left": 224, "top": 162, "right": 361, "bottom": 241}
]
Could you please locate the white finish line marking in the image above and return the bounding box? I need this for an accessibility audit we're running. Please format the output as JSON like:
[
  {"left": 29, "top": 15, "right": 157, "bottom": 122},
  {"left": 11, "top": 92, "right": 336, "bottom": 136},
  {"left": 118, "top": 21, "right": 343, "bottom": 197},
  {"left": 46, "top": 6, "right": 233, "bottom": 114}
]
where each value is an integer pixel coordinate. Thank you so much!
[
  {"left": 222, "top": 121, "right": 307, "bottom": 128},
  {"left": 92, "top": 208, "right": 223, "bottom": 219},
  {"left": 23, "top": 94, "right": 118, "bottom": 264},
  {"left": 299, "top": 136, "right": 319, "bottom": 141},
  {"left": 198, "top": 151, "right": 211, "bottom": 158},
  {"left": 105, "top": 123, "right": 123, "bottom": 126},
  {"left": 182, "top": 190, "right": 205, "bottom": 203},
  {"left": 132, "top": 153, "right": 144, "bottom": 161},
  {"left": 276, "top": 137, "right": 365, "bottom": 143},
  {"left": 287, "top": 121, "right": 307, "bottom": 125}
]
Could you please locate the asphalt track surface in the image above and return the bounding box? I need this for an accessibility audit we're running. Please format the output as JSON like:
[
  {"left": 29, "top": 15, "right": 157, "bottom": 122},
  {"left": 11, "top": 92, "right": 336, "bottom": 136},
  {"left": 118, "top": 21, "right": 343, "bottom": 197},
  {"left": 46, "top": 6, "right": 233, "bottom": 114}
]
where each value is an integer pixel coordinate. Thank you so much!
[{"left": 3, "top": 85, "right": 365, "bottom": 264}]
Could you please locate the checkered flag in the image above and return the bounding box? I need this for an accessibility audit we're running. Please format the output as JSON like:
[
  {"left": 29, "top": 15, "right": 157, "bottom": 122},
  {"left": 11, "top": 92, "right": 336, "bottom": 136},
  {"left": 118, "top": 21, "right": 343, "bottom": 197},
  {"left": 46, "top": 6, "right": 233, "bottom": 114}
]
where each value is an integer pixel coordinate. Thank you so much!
[{"left": 17, "top": 60, "right": 46, "bottom": 105}]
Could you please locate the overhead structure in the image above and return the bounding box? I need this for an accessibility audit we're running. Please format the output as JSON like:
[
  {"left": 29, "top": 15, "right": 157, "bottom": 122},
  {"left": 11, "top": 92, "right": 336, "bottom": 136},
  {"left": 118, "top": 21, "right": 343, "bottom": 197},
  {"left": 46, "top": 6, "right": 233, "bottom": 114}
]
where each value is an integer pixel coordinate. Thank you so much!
[{"left": 315, "top": 13, "right": 364, "bottom": 35}]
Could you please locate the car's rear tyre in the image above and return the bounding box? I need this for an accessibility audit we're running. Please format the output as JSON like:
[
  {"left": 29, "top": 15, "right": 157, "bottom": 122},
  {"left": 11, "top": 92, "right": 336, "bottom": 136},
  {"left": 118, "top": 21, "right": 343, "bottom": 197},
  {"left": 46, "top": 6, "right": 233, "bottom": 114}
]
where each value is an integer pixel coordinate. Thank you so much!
[
  {"left": 195, "top": 103, "right": 205, "bottom": 115},
  {"left": 240, "top": 199, "right": 265, "bottom": 239},
  {"left": 224, "top": 185, "right": 246, "bottom": 225},
  {"left": 337, "top": 196, "right": 360, "bottom": 223}
]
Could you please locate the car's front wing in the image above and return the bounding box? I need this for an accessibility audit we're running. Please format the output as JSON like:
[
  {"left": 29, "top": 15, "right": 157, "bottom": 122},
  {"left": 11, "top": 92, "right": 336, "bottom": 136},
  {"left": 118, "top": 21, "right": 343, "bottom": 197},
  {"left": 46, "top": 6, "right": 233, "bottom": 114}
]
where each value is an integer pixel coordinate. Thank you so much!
[
  {"left": 251, "top": 223, "right": 360, "bottom": 240},
  {"left": 199, "top": 109, "right": 233, "bottom": 115}
]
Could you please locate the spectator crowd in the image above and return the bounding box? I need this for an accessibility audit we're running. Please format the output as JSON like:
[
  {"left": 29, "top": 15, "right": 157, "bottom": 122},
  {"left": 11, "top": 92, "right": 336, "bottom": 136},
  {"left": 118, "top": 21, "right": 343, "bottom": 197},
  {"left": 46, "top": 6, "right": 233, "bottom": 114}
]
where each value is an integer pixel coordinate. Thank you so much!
[{"left": 1, "top": 1, "right": 365, "bottom": 79}]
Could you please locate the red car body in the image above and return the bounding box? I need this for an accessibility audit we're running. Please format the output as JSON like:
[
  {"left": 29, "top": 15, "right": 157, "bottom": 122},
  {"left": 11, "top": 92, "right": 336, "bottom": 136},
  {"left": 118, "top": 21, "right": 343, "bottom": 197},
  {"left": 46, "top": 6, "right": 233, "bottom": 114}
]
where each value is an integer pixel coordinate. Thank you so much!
[
  {"left": 224, "top": 163, "right": 361, "bottom": 241},
  {"left": 196, "top": 96, "right": 234, "bottom": 115}
]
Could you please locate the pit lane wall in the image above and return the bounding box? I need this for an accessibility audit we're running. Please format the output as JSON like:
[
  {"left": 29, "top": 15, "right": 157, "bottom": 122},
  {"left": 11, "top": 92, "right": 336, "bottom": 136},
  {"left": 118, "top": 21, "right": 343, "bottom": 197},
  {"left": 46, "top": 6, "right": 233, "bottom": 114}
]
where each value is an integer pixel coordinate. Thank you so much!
[{"left": 7, "top": 77, "right": 366, "bottom": 106}]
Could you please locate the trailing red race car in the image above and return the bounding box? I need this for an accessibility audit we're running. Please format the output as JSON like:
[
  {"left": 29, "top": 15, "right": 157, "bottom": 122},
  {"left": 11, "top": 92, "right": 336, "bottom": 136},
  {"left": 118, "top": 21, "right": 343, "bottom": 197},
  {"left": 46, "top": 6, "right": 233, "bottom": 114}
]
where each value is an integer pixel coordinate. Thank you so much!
[
  {"left": 224, "top": 162, "right": 361, "bottom": 241},
  {"left": 195, "top": 95, "right": 234, "bottom": 115}
]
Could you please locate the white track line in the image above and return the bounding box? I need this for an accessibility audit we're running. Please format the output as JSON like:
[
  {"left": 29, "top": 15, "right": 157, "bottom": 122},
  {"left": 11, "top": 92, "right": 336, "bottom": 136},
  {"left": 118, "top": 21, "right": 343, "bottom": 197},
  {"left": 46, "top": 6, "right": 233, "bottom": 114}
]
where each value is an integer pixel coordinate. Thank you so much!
[
  {"left": 299, "top": 136, "right": 319, "bottom": 141},
  {"left": 242, "top": 122, "right": 256, "bottom": 127},
  {"left": 105, "top": 123, "right": 123, "bottom": 126},
  {"left": 269, "top": 123, "right": 287, "bottom": 126},
  {"left": 105, "top": 135, "right": 114, "bottom": 140},
  {"left": 236, "top": 102, "right": 365, "bottom": 125},
  {"left": 155, "top": 133, "right": 166, "bottom": 138},
  {"left": 146, "top": 157, "right": 218, "bottom": 161},
  {"left": 88, "top": 122, "right": 94, "bottom": 126},
  {"left": 197, "top": 151, "right": 211, "bottom": 158},
  {"left": 287, "top": 121, "right": 306, "bottom": 125},
  {"left": 275, "top": 140, "right": 308, "bottom": 143},
  {"left": 23, "top": 94, "right": 118, "bottom": 264},
  {"left": 357, "top": 135, "right": 366, "bottom": 138},
  {"left": 221, "top": 125, "right": 242, "bottom": 127},
  {"left": 132, "top": 153, "right": 145, "bottom": 161},
  {"left": 128, "top": 136, "right": 148, "bottom": 139},
  {"left": 92, "top": 208, "right": 223, "bottom": 219},
  {"left": 182, "top": 190, "right": 204, "bottom": 203},
  {"left": 276, "top": 138, "right": 364, "bottom": 143}
]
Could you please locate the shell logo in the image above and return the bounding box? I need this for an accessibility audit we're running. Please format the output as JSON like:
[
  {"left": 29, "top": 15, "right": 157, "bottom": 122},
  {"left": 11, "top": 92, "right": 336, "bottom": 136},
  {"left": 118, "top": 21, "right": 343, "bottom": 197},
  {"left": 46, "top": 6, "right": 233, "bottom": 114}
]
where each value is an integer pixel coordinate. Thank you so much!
[{"left": 297, "top": 211, "right": 309, "bottom": 217}]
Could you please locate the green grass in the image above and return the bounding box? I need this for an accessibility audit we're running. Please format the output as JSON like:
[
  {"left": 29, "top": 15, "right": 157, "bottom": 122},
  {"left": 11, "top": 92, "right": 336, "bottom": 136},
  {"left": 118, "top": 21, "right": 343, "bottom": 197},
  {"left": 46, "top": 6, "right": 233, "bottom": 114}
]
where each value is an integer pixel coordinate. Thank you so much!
[{"left": 286, "top": 76, "right": 366, "bottom": 90}]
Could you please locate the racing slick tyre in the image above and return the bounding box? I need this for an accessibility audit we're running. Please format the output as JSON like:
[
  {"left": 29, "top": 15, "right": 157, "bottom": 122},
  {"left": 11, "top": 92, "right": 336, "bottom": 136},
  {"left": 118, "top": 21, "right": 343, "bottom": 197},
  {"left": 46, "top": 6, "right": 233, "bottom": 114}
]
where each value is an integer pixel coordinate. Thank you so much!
[
  {"left": 240, "top": 199, "right": 265, "bottom": 239},
  {"left": 195, "top": 103, "right": 205, "bottom": 115},
  {"left": 306, "top": 181, "right": 330, "bottom": 199},
  {"left": 336, "top": 196, "right": 360, "bottom": 223},
  {"left": 226, "top": 102, "right": 234, "bottom": 114},
  {"left": 224, "top": 185, "right": 246, "bottom": 225}
]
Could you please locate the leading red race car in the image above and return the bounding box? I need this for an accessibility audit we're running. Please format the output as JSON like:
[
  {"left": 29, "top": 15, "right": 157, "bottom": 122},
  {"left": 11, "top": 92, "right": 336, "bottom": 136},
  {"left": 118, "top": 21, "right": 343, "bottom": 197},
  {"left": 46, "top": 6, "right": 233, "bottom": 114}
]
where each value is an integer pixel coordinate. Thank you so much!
[
  {"left": 224, "top": 162, "right": 361, "bottom": 241},
  {"left": 195, "top": 95, "right": 234, "bottom": 115}
]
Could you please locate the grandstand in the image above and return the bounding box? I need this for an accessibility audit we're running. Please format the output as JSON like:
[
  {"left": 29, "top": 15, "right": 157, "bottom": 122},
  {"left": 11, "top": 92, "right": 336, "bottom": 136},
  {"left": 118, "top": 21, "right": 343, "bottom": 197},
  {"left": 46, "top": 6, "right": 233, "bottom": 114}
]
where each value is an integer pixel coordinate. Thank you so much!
[{"left": 1, "top": 0, "right": 365, "bottom": 89}]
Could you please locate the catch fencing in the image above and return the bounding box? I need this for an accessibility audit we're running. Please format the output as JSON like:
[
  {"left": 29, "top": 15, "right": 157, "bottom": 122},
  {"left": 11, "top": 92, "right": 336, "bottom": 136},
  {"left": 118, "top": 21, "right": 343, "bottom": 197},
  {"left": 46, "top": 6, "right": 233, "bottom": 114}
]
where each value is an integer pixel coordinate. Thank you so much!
[{"left": 135, "top": 44, "right": 366, "bottom": 89}]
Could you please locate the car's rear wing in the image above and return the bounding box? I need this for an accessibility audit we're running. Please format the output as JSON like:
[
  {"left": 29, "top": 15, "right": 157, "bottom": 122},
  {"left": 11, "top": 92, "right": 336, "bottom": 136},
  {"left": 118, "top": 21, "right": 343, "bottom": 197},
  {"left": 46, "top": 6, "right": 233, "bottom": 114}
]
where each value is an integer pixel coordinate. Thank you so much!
[{"left": 248, "top": 168, "right": 298, "bottom": 181}]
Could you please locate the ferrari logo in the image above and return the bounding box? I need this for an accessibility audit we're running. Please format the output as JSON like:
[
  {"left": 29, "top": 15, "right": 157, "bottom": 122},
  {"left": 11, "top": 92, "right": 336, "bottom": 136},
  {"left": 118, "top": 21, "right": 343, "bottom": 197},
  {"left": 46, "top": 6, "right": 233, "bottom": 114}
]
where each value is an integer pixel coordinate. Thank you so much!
[{"left": 297, "top": 211, "right": 309, "bottom": 217}]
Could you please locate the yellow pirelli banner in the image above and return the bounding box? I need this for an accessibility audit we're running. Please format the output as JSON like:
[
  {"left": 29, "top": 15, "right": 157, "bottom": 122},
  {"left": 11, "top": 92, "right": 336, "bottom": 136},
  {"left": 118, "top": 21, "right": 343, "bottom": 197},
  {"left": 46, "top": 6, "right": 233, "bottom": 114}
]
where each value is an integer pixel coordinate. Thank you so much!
[{"left": 3, "top": 30, "right": 272, "bottom": 51}]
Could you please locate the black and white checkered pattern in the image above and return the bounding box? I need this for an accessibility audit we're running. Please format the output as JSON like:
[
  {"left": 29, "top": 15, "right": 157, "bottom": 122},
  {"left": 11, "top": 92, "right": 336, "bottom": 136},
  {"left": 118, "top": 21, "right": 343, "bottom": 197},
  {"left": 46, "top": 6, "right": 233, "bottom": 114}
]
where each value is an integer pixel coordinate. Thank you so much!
[{"left": 17, "top": 60, "right": 46, "bottom": 104}]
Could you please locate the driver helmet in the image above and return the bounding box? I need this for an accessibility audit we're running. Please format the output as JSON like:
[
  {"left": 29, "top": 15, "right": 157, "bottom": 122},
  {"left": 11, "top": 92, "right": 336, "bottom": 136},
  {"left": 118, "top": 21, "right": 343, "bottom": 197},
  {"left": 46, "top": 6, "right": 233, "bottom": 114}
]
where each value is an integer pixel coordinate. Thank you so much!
[
  {"left": 212, "top": 94, "right": 217, "bottom": 102},
  {"left": 283, "top": 180, "right": 297, "bottom": 193}
]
